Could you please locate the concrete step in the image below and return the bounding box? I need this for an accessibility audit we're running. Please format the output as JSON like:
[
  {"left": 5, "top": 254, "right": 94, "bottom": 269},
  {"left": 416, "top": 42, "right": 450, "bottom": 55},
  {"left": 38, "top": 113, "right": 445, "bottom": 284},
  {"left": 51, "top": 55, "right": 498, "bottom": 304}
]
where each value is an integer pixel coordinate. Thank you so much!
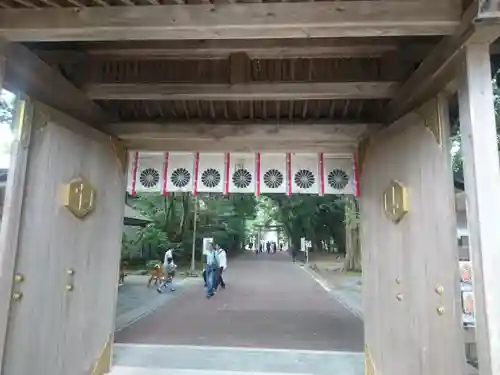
[
  {"left": 112, "top": 344, "right": 364, "bottom": 375},
  {"left": 109, "top": 367, "right": 313, "bottom": 375}
]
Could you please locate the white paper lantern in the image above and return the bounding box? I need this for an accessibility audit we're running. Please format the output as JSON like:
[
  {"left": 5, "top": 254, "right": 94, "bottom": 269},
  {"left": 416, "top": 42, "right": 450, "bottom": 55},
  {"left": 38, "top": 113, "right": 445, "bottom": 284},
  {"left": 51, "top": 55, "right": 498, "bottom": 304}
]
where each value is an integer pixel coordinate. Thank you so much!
[
  {"left": 290, "top": 153, "right": 320, "bottom": 195},
  {"left": 196, "top": 153, "right": 225, "bottom": 193},
  {"left": 127, "top": 151, "right": 165, "bottom": 195},
  {"left": 165, "top": 152, "right": 195, "bottom": 194},
  {"left": 228, "top": 152, "right": 256, "bottom": 194},
  {"left": 259, "top": 152, "right": 287, "bottom": 194},
  {"left": 321, "top": 153, "right": 356, "bottom": 195}
]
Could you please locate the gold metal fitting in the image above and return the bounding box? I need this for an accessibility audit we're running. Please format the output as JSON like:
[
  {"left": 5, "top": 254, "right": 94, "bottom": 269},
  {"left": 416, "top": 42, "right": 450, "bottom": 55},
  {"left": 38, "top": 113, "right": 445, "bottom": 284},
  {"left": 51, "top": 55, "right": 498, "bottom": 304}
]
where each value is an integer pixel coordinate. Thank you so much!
[
  {"left": 12, "top": 291, "right": 23, "bottom": 301},
  {"left": 66, "top": 284, "right": 74, "bottom": 292},
  {"left": 14, "top": 274, "right": 25, "bottom": 283},
  {"left": 437, "top": 306, "right": 445, "bottom": 315},
  {"left": 67, "top": 269, "right": 75, "bottom": 276}
]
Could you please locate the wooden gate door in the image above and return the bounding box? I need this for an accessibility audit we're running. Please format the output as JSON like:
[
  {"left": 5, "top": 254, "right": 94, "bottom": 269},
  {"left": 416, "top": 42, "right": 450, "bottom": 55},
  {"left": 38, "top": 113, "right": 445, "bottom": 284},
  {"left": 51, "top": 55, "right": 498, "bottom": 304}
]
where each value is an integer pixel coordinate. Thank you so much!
[
  {"left": 0, "top": 100, "right": 125, "bottom": 375},
  {"left": 359, "top": 96, "right": 465, "bottom": 375}
]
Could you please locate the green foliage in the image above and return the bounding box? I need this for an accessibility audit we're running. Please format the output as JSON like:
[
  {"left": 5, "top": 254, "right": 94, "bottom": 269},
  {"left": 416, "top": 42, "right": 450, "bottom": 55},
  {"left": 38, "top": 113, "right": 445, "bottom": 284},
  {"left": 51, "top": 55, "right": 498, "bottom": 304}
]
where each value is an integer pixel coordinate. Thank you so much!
[
  {"left": 451, "top": 72, "right": 500, "bottom": 178},
  {"left": 123, "top": 193, "right": 257, "bottom": 266},
  {"left": 249, "top": 195, "right": 347, "bottom": 252},
  {"left": 146, "top": 259, "right": 162, "bottom": 269},
  {"left": 0, "top": 91, "right": 15, "bottom": 125}
]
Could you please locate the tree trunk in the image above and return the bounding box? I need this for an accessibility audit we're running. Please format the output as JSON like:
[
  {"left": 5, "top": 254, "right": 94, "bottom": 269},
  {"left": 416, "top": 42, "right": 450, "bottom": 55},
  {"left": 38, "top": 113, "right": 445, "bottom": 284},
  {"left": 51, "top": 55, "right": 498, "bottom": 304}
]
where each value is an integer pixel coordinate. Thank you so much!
[
  {"left": 179, "top": 194, "right": 191, "bottom": 237},
  {"left": 344, "top": 197, "right": 362, "bottom": 271}
]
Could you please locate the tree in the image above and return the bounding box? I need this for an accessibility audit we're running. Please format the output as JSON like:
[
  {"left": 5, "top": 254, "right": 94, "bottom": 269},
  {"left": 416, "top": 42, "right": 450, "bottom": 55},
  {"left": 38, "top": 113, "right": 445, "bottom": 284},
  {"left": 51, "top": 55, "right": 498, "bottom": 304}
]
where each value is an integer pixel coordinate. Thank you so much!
[
  {"left": 125, "top": 193, "right": 257, "bottom": 267},
  {"left": 0, "top": 91, "right": 15, "bottom": 161},
  {"left": 250, "top": 195, "right": 347, "bottom": 252},
  {"left": 0, "top": 91, "right": 15, "bottom": 125},
  {"left": 343, "top": 196, "right": 361, "bottom": 271},
  {"left": 451, "top": 69, "right": 500, "bottom": 178}
]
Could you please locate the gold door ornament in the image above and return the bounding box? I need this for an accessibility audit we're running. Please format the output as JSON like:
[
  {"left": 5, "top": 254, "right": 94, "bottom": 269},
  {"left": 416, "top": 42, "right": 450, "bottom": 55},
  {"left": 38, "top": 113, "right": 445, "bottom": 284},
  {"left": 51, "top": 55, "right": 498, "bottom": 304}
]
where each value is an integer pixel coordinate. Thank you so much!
[
  {"left": 417, "top": 97, "right": 442, "bottom": 146},
  {"left": 383, "top": 180, "right": 409, "bottom": 224},
  {"left": 60, "top": 177, "right": 96, "bottom": 219},
  {"left": 365, "top": 345, "right": 377, "bottom": 375}
]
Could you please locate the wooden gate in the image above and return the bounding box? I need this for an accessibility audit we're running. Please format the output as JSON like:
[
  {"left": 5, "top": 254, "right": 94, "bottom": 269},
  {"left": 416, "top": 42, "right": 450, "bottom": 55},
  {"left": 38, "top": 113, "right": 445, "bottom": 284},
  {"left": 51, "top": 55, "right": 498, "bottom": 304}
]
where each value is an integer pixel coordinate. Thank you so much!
[{"left": 0, "top": 99, "right": 125, "bottom": 375}]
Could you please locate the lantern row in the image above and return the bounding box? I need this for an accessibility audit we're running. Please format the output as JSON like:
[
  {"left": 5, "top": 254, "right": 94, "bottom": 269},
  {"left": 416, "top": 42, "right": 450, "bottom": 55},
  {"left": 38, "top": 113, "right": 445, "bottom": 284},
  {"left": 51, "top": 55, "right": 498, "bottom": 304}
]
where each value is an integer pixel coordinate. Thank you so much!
[{"left": 127, "top": 151, "right": 359, "bottom": 196}]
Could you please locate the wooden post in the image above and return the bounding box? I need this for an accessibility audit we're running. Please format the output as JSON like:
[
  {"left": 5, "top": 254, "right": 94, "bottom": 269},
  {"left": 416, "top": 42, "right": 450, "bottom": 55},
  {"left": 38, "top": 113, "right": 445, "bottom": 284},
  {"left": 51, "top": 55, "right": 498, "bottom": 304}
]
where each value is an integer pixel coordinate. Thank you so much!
[
  {"left": 191, "top": 195, "right": 199, "bottom": 272},
  {"left": 0, "top": 96, "right": 32, "bottom": 370},
  {"left": 458, "top": 43, "right": 500, "bottom": 375}
]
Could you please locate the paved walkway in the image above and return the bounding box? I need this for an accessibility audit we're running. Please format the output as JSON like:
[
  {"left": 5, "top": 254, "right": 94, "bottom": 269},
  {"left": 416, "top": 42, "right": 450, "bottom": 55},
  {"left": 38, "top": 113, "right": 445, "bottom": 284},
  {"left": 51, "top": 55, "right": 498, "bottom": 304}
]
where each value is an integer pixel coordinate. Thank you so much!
[
  {"left": 115, "top": 275, "right": 194, "bottom": 332},
  {"left": 115, "top": 251, "right": 364, "bottom": 351}
]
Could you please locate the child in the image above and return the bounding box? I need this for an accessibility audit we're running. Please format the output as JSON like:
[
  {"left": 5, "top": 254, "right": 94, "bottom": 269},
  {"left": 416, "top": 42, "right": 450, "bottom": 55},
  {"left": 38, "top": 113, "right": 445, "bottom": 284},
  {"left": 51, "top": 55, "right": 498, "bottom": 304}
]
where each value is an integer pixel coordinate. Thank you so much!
[{"left": 157, "top": 258, "right": 177, "bottom": 293}]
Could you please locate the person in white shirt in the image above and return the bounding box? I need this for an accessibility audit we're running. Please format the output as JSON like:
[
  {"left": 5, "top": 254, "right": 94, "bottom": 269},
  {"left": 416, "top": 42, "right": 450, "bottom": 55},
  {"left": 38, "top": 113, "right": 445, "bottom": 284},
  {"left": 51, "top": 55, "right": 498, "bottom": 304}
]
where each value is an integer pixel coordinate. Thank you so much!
[
  {"left": 157, "top": 249, "right": 176, "bottom": 293},
  {"left": 164, "top": 248, "right": 173, "bottom": 264},
  {"left": 215, "top": 244, "right": 227, "bottom": 290}
]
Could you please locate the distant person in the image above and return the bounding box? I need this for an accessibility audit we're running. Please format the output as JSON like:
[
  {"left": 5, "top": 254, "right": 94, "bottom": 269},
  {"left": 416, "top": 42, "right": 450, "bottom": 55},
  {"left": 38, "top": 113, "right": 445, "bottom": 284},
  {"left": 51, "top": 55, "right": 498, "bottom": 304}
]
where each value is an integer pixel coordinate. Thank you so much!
[
  {"left": 279, "top": 243, "right": 283, "bottom": 251},
  {"left": 291, "top": 246, "right": 298, "bottom": 263},
  {"left": 204, "top": 244, "right": 219, "bottom": 299},
  {"left": 216, "top": 245, "right": 227, "bottom": 290},
  {"left": 157, "top": 257, "right": 176, "bottom": 293},
  {"left": 272, "top": 242, "right": 277, "bottom": 254},
  {"left": 266, "top": 241, "right": 271, "bottom": 254}
]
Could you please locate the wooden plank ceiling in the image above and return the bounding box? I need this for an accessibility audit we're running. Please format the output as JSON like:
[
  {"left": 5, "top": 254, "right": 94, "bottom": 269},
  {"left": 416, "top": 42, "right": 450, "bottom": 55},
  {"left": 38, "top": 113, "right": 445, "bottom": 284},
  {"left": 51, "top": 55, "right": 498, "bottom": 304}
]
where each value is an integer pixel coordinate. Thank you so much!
[
  {"left": 24, "top": 35, "right": 441, "bottom": 128},
  {"left": 0, "top": 0, "right": 470, "bottom": 146}
]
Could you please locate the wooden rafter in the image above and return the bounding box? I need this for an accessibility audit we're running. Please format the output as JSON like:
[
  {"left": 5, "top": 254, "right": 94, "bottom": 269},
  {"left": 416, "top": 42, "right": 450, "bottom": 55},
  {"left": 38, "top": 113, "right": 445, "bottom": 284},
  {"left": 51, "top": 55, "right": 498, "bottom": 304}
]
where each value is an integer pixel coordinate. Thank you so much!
[
  {"left": 83, "top": 44, "right": 399, "bottom": 60},
  {"left": 123, "top": 138, "right": 358, "bottom": 153},
  {"left": 11, "top": 0, "right": 36, "bottom": 8},
  {"left": 3, "top": 42, "right": 106, "bottom": 125},
  {"left": 38, "top": 0, "right": 61, "bottom": 7},
  {"left": 0, "top": 2, "right": 461, "bottom": 42},
  {"left": 386, "top": 2, "right": 500, "bottom": 123},
  {"left": 86, "top": 82, "right": 398, "bottom": 101},
  {"left": 104, "top": 122, "right": 375, "bottom": 141},
  {"left": 103, "top": 121, "right": 376, "bottom": 152}
]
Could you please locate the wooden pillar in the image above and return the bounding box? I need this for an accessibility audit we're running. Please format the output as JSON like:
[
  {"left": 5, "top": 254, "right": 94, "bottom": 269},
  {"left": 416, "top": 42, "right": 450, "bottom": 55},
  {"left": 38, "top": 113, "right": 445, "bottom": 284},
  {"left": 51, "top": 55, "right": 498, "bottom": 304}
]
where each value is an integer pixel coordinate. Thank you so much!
[
  {"left": 360, "top": 95, "right": 465, "bottom": 375},
  {"left": 0, "top": 101, "right": 125, "bottom": 374},
  {"left": 458, "top": 43, "right": 500, "bottom": 375},
  {"left": 0, "top": 96, "right": 31, "bottom": 370}
]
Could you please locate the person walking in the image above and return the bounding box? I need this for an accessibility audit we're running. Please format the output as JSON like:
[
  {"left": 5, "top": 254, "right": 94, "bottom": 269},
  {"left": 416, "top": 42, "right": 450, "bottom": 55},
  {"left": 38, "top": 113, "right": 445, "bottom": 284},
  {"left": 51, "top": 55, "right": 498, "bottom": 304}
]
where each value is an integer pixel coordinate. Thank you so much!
[
  {"left": 216, "top": 245, "right": 227, "bottom": 290},
  {"left": 291, "top": 245, "right": 298, "bottom": 263},
  {"left": 204, "top": 244, "right": 219, "bottom": 299},
  {"left": 157, "top": 257, "right": 177, "bottom": 293},
  {"left": 164, "top": 248, "right": 173, "bottom": 264}
]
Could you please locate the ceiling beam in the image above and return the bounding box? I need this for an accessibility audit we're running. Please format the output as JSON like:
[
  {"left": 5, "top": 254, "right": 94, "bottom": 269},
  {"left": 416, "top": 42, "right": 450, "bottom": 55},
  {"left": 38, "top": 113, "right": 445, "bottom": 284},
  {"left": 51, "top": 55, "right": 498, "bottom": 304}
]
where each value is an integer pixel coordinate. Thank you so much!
[
  {"left": 124, "top": 138, "right": 358, "bottom": 153},
  {"left": 3, "top": 42, "right": 106, "bottom": 125},
  {"left": 104, "top": 121, "right": 379, "bottom": 142},
  {"left": 33, "top": 39, "right": 433, "bottom": 62},
  {"left": 104, "top": 121, "right": 382, "bottom": 152},
  {"left": 386, "top": 2, "right": 500, "bottom": 123},
  {"left": 86, "top": 82, "right": 398, "bottom": 101},
  {"left": 0, "top": 2, "right": 461, "bottom": 42},
  {"left": 34, "top": 40, "right": 404, "bottom": 62}
]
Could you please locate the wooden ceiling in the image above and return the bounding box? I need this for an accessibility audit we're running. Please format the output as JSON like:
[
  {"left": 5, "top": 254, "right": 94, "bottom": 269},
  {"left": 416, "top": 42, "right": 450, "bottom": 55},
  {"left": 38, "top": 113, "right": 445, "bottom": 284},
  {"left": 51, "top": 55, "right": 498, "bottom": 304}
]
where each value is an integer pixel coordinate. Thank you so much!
[
  {"left": 26, "top": 36, "right": 438, "bottom": 128},
  {"left": 2, "top": 0, "right": 497, "bottom": 151}
]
